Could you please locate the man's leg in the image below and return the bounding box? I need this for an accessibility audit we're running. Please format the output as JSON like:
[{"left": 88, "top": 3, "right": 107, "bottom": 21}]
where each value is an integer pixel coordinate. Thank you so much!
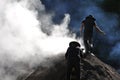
[
  {"left": 74, "top": 63, "right": 80, "bottom": 80},
  {"left": 66, "top": 62, "right": 72, "bottom": 80},
  {"left": 84, "top": 38, "right": 89, "bottom": 54},
  {"left": 88, "top": 37, "right": 93, "bottom": 53}
]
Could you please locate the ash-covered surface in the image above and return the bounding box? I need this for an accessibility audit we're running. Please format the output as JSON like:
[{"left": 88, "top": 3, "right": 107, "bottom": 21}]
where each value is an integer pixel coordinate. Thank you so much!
[{"left": 22, "top": 54, "right": 120, "bottom": 80}]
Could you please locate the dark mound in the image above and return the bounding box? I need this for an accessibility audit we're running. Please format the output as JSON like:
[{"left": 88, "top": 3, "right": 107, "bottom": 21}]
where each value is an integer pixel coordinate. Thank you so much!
[{"left": 22, "top": 54, "right": 120, "bottom": 80}]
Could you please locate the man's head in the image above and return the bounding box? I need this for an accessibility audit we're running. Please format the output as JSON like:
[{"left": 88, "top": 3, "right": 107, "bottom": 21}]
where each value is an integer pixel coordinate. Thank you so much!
[
  {"left": 86, "top": 15, "right": 96, "bottom": 21},
  {"left": 69, "top": 41, "right": 80, "bottom": 48}
]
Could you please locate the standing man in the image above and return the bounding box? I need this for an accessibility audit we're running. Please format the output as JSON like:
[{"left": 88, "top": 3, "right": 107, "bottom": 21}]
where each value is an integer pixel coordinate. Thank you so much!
[
  {"left": 80, "top": 15, "right": 105, "bottom": 54},
  {"left": 65, "top": 41, "right": 83, "bottom": 80}
]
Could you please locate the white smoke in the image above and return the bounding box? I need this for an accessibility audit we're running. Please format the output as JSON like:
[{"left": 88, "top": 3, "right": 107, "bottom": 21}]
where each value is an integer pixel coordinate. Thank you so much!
[{"left": 0, "top": 0, "right": 81, "bottom": 80}]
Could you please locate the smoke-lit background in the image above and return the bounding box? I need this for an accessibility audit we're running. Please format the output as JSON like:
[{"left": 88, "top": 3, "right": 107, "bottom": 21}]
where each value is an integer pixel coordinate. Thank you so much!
[
  {"left": 0, "top": 0, "right": 120, "bottom": 80},
  {"left": 41, "top": 0, "right": 120, "bottom": 69}
]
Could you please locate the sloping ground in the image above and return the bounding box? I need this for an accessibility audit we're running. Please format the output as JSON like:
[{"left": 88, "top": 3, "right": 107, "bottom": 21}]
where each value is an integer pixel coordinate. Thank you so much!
[{"left": 22, "top": 54, "right": 120, "bottom": 80}]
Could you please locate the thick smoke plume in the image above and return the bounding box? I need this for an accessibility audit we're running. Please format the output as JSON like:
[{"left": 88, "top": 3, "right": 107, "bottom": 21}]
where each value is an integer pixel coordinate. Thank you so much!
[{"left": 0, "top": 0, "right": 82, "bottom": 80}]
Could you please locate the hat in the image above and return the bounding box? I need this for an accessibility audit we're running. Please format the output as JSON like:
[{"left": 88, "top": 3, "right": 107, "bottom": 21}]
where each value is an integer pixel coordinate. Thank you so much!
[
  {"left": 69, "top": 41, "right": 81, "bottom": 47},
  {"left": 86, "top": 15, "right": 96, "bottom": 21}
]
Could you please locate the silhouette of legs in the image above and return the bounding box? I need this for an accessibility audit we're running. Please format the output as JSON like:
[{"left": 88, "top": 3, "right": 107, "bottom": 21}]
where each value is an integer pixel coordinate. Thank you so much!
[
  {"left": 66, "top": 62, "right": 73, "bottom": 80},
  {"left": 66, "top": 62, "right": 80, "bottom": 80},
  {"left": 74, "top": 63, "right": 80, "bottom": 80},
  {"left": 84, "top": 39, "right": 89, "bottom": 54},
  {"left": 84, "top": 37, "right": 93, "bottom": 54}
]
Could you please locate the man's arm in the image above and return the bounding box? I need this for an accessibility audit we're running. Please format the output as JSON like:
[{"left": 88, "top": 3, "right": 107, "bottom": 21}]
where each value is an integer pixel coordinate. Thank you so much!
[
  {"left": 65, "top": 48, "right": 69, "bottom": 59},
  {"left": 80, "top": 22, "right": 84, "bottom": 36},
  {"left": 80, "top": 49, "right": 84, "bottom": 58},
  {"left": 94, "top": 23, "right": 105, "bottom": 35}
]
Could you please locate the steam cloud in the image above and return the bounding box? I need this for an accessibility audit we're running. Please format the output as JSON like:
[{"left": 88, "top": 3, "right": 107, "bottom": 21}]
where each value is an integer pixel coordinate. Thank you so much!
[{"left": 0, "top": 0, "right": 82, "bottom": 80}]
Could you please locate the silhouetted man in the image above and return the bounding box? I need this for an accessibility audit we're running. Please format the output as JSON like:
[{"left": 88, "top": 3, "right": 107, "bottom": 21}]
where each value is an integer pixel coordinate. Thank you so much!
[
  {"left": 65, "top": 41, "right": 83, "bottom": 80},
  {"left": 80, "top": 15, "right": 105, "bottom": 54}
]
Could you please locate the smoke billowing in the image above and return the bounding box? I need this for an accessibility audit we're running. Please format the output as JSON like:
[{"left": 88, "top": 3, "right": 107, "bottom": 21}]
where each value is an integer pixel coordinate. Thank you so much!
[{"left": 0, "top": 0, "right": 83, "bottom": 80}]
